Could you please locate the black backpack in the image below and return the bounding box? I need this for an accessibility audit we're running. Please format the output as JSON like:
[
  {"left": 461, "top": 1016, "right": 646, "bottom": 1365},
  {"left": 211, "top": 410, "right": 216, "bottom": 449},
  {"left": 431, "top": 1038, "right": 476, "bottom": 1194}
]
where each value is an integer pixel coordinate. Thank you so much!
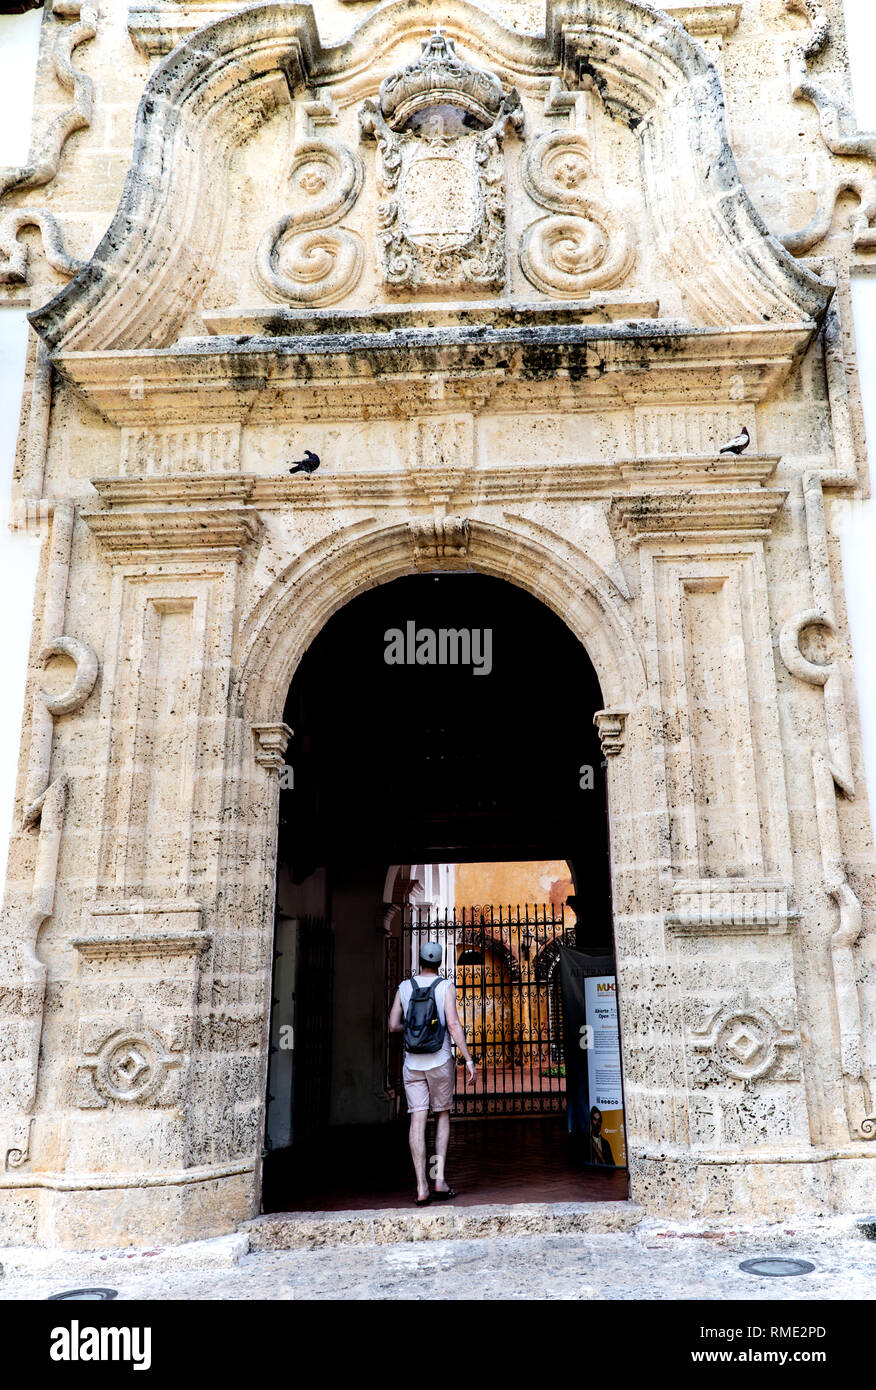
[{"left": 403, "top": 975, "right": 446, "bottom": 1054}]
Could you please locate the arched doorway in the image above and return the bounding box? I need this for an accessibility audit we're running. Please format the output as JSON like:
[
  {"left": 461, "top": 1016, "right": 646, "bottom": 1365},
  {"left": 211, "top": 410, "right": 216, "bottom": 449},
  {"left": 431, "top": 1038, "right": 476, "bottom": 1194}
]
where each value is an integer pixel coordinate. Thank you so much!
[{"left": 261, "top": 571, "right": 628, "bottom": 1209}]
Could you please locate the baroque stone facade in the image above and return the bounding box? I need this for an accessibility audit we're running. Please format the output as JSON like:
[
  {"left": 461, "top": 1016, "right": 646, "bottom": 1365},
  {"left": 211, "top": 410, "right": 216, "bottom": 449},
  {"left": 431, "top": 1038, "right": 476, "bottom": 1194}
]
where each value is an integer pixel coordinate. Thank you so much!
[{"left": 1, "top": 0, "right": 875, "bottom": 1246}]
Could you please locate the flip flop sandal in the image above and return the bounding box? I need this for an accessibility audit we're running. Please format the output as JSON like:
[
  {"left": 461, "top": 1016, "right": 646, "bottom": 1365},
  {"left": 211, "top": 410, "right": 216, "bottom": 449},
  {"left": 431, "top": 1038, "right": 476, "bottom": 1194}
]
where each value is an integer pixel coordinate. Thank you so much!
[{"left": 433, "top": 1188, "right": 457, "bottom": 1201}]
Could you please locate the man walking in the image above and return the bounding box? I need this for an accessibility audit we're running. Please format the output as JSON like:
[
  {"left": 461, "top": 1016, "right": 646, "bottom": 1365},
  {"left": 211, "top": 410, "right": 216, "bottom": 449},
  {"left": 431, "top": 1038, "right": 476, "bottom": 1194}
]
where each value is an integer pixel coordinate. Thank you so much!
[{"left": 388, "top": 941, "right": 476, "bottom": 1205}]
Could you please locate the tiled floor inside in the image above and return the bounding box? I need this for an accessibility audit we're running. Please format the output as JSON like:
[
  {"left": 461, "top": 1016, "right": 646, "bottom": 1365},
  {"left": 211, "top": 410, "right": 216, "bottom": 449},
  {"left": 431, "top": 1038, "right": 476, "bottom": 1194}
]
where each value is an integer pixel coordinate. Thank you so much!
[{"left": 262, "top": 1115, "right": 629, "bottom": 1212}]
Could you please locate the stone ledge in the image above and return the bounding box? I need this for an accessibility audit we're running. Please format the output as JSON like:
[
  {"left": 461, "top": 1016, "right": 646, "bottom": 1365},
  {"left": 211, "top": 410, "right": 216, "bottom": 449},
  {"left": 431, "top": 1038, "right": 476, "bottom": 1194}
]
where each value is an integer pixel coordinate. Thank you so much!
[
  {"left": 0, "top": 1233, "right": 249, "bottom": 1278},
  {"left": 241, "top": 1200, "right": 643, "bottom": 1250}
]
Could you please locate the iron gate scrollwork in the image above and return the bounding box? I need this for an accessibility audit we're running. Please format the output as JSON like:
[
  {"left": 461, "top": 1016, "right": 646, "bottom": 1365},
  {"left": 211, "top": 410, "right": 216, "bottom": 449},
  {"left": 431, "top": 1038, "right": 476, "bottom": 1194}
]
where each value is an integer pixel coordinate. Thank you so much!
[{"left": 385, "top": 903, "right": 575, "bottom": 1116}]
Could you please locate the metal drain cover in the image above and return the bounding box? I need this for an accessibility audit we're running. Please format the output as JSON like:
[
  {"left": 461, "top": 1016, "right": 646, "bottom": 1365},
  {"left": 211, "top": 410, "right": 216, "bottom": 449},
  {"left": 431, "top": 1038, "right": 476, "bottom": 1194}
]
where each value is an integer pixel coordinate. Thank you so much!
[
  {"left": 739, "top": 1257, "right": 814, "bottom": 1278},
  {"left": 48, "top": 1287, "right": 118, "bottom": 1300}
]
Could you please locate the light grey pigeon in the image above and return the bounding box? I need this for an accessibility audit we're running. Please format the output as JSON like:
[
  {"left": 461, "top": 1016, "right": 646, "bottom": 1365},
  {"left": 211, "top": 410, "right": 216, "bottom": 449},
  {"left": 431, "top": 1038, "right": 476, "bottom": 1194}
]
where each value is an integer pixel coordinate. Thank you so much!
[{"left": 719, "top": 426, "right": 750, "bottom": 456}]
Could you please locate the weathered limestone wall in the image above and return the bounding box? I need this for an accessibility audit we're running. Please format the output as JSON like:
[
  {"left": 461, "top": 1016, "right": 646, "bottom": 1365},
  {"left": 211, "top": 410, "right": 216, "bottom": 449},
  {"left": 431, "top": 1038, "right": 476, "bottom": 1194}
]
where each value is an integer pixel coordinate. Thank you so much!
[{"left": 0, "top": 0, "right": 874, "bottom": 1246}]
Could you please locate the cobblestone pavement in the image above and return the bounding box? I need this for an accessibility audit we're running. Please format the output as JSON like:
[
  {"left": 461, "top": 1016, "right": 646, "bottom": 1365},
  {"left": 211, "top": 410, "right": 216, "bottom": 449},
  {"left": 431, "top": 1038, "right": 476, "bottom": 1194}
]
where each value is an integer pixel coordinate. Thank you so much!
[{"left": 2, "top": 1224, "right": 875, "bottom": 1300}]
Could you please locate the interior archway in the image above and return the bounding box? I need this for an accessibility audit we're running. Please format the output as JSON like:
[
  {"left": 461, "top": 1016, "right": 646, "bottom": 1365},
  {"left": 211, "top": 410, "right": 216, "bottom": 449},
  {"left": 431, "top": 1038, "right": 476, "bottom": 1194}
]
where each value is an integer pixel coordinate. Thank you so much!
[{"left": 262, "top": 570, "right": 629, "bottom": 1211}]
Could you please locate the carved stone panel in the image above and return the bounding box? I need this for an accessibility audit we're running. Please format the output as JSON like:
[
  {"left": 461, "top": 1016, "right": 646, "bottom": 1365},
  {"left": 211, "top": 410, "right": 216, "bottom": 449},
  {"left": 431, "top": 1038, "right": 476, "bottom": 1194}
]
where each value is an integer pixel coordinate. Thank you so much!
[
  {"left": 644, "top": 548, "right": 793, "bottom": 884},
  {"left": 688, "top": 1000, "right": 799, "bottom": 1086},
  {"left": 69, "top": 926, "right": 210, "bottom": 1171},
  {"left": 120, "top": 425, "right": 241, "bottom": 477},
  {"left": 360, "top": 33, "right": 523, "bottom": 293}
]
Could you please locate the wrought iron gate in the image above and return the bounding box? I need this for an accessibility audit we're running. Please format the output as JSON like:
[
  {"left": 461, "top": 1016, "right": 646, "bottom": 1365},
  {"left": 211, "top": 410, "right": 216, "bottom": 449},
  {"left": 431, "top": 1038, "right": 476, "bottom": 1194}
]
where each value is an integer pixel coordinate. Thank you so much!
[{"left": 386, "top": 904, "right": 575, "bottom": 1116}]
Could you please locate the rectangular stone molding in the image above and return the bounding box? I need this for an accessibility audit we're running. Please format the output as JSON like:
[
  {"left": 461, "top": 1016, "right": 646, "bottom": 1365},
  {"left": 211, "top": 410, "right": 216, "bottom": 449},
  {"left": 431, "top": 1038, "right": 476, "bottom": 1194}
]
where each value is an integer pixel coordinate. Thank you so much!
[
  {"left": 642, "top": 546, "right": 793, "bottom": 884},
  {"left": 408, "top": 413, "right": 475, "bottom": 496},
  {"left": 69, "top": 913, "right": 210, "bottom": 1172},
  {"left": 634, "top": 406, "right": 757, "bottom": 457},
  {"left": 120, "top": 423, "right": 242, "bottom": 476},
  {"left": 93, "top": 567, "right": 239, "bottom": 900},
  {"left": 667, "top": 879, "right": 796, "bottom": 933},
  {"left": 680, "top": 961, "right": 808, "bottom": 1150}
]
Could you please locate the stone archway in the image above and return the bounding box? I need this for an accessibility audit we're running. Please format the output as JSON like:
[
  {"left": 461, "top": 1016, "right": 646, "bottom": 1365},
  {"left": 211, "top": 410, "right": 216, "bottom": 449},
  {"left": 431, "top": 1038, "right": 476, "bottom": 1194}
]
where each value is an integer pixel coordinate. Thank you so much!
[
  {"left": 229, "top": 516, "right": 656, "bottom": 1214},
  {"left": 7, "top": 0, "right": 876, "bottom": 1251}
]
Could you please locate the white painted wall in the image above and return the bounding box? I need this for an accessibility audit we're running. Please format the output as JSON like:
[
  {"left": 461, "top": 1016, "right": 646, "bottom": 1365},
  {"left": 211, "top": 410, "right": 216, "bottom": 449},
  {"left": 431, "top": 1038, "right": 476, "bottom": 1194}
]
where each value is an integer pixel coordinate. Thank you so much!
[
  {"left": 0, "top": 10, "right": 44, "bottom": 895},
  {"left": 0, "top": 5, "right": 874, "bottom": 897}
]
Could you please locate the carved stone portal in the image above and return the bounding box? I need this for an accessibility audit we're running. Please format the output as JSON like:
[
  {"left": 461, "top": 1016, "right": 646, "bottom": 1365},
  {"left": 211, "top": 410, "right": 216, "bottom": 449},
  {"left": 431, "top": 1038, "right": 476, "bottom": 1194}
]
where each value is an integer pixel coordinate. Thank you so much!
[{"left": 360, "top": 32, "right": 523, "bottom": 292}]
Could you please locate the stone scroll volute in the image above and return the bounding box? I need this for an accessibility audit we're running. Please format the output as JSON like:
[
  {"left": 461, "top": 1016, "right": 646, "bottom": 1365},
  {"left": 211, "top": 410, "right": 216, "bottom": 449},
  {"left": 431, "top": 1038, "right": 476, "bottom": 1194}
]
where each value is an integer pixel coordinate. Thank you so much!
[
  {"left": 519, "top": 126, "right": 635, "bottom": 298},
  {"left": 254, "top": 139, "right": 365, "bottom": 306}
]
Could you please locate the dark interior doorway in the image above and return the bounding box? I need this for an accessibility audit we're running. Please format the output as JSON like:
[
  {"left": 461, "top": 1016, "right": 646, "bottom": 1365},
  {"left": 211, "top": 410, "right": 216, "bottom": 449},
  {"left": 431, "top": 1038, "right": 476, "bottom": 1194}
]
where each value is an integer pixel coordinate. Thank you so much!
[{"left": 262, "top": 572, "right": 626, "bottom": 1211}]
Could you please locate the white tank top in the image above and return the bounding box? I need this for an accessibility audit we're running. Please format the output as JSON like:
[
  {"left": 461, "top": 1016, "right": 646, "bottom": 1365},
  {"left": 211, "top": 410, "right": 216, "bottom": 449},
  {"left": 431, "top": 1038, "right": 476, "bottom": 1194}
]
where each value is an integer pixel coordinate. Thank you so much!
[{"left": 399, "top": 975, "right": 453, "bottom": 1071}]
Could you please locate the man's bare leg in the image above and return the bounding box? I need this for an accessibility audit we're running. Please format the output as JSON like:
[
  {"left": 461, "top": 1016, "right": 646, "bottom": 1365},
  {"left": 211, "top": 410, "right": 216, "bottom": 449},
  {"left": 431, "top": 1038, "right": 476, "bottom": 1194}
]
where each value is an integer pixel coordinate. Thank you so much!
[
  {"left": 433, "top": 1110, "right": 451, "bottom": 1192},
  {"left": 409, "top": 1110, "right": 429, "bottom": 1199}
]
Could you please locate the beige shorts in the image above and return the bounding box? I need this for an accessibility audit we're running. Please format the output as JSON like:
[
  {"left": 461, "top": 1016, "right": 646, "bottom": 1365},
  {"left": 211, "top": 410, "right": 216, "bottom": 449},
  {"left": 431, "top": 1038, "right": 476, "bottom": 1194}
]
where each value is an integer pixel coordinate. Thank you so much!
[{"left": 403, "top": 1056, "right": 455, "bottom": 1114}]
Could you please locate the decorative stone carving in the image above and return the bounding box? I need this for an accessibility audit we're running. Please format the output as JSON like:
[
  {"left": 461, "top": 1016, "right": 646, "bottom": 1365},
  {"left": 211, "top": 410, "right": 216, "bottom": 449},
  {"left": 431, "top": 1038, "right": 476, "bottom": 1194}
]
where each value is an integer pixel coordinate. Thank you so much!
[
  {"left": 689, "top": 1001, "right": 798, "bottom": 1084},
  {"left": 785, "top": 0, "right": 874, "bottom": 158},
  {"left": 773, "top": 455, "right": 872, "bottom": 1138},
  {"left": 0, "top": 208, "right": 86, "bottom": 286},
  {"left": 519, "top": 128, "right": 634, "bottom": 297},
  {"left": 5, "top": 503, "right": 100, "bottom": 1156},
  {"left": 780, "top": 175, "right": 876, "bottom": 255},
  {"left": 0, "top": 1, "right": 97, "bottom": 286},
  {"left": 408, "top": 516, "right": 470, "bottom": 565},
  {"left": 557, "top": 6, "right": 827, "bottom": 328},
  {"left": 70, "top": 929, "right": 209, "bottom": 1136},
  {"left": 667, "top": 881, "right": 795, "bottom": 934},
  {"left": 76, "top": 1026, "right": 181, "bottom": 1109},
  {"left": 593, "top": 709, "right": 628, "bottom": 757},
  {"left": 811, "top": 749, "right": 874, "bottom": 1139},
  {"left": 785, "top": 0, "right": 830, "bottom": 60},
  {"left": 779, "top": 472, "right": 853, "bottom": 794},
  {"left": 3, "top": 1117, "right": 33, "bottom": 1171},
  {"left": 29, "top": 3, "right": 831, "bottom": 357},
  {"left": 778, "top": 0, "right": 876, "bottom": 253},
  {"left": 252, "top": 722, "right": 293, "bottom": 770},
  {"left": 360, "top": 32, "right": 523, "bottom": 292},
  {"left": 120, "top": 424, "right": 242, "bottom": 477},
  {"left": 254, "top": 139, "right": 364, "bottom": 306},
  {"left": 409, "top": 414, "right": 475, "bottom": 493},
  {"left": 780, "top": 607, "right": 853, "bottom": 793},
  {"left": 634, "top": 407, "right": 757, "bottom": 459}
]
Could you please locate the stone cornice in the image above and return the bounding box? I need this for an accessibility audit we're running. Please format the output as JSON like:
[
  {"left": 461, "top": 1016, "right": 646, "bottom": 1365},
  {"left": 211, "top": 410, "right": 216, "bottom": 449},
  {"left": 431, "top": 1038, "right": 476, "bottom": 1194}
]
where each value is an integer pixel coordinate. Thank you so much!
[
  {"left": 611, "top": 488, "right": 789, "bottom": 541},
  {"left": 91, "top": 456, "right": 782, "bottom": 511},
  {"left": 82, "top": 507, "right": 262, "bottom": 561},
  {"left": 53, "top": 323, "right": 814, "bottom": 426},
  {"left": 201, "top": 298, "right": 662, "bottom": 337}
]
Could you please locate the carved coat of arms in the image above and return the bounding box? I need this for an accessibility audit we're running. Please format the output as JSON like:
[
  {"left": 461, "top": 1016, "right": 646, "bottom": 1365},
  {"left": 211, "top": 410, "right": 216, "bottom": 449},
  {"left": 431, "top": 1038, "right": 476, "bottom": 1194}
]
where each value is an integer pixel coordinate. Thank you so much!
[{"left": 360, "top": 32, "right": 523, "bottom": 292}]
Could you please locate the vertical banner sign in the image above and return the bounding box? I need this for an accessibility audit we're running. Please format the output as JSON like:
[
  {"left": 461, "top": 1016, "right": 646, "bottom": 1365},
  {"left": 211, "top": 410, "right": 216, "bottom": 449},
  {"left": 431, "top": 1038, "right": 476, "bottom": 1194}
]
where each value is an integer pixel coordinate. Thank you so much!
[
  {"left": 558, "top": 946, "right": 627, "bottom": 1168},
  {"left": 583, "top": 975, "right": 626, "bottom": 1168}
]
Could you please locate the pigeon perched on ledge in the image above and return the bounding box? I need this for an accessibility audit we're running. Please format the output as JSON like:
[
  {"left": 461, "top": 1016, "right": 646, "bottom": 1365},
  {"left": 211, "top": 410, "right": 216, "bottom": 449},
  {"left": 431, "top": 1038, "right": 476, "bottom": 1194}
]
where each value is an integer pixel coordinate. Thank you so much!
[
  {"left": 288, "top": 450, "right": 320, "bottom": 475},
  {"left": 719, "top": 426, "right": 750, "bottom": 456}
]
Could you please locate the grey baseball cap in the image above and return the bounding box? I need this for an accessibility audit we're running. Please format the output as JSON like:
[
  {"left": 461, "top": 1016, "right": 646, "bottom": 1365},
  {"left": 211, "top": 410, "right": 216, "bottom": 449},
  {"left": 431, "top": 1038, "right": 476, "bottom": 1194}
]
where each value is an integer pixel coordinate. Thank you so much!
[{"left": 419, "top": 941, "right": 443, "bottom": 964}]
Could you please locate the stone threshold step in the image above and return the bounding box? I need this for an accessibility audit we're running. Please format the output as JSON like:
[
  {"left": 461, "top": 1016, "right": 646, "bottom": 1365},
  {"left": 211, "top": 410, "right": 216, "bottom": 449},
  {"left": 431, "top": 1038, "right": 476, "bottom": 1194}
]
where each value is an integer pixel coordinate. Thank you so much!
[{"left": 242, "top": 1200, "right": 642, "bottom": 1250}]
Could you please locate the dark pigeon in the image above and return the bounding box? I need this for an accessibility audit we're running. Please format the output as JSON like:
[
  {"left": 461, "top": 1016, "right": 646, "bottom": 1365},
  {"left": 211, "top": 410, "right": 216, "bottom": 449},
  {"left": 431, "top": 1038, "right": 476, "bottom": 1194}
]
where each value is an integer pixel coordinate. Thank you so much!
[{"left": 288, "top": 450, "right": 320, "bottom": 475}]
